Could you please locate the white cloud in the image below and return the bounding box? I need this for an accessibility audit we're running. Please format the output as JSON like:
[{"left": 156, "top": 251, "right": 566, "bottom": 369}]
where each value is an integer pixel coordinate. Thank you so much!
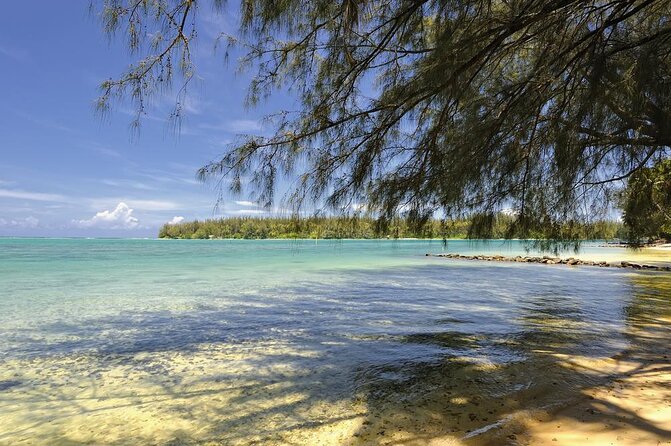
[
  {"left": 111, "top": 165, "right": 203, "bottom": 188},
  {"left": 128, "top": 199, "right": 182, "bottom": 211},
  {"left": 74, "top": 202, "right": 139, "bottom": 230},
  {"left": 199, "top": 119, "right": 263, "bottom": 134},
  {"left": 95, "top": 147, "right": 123, "bottom": 158},
  {"left": 87, "top": 198, "right": 182, "bottom": 211},
  {"left": 500, "top": 208, "right": 519, "bottom": 217},
  {"left": 0, "top": 188, "right": 67, "bottom": 202},
  {"left": 23, "top": 216, "right": 39, "bottom": 228},
  {"left": 234, "top": 200, "right": 257, "bottom": 207},
  {"left": 228, "top": 209, "right": 268, "bottom": 215},
  {"left": 226, "top": 119, "right": 263, "bottom": 133},
  {"left": 0, "top": 216, "right": 40, "bottom": 228},
  {"left": 101, "top": 179, "right": 156, "bottom": 191},
  {"left": 168, "top": 216, "right": 185, "bottom": 225}
]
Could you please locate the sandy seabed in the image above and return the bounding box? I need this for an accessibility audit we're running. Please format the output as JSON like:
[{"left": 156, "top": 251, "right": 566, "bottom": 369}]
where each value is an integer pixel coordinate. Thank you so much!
[{"left": 1, "top": 273, "right": 670, "bottom": 446}]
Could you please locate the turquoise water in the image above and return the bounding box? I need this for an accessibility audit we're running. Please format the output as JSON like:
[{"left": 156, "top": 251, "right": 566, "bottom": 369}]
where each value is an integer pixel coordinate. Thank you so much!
[
  {"left": 0, "top": 238, "right": 635, "bottom": 359},
  {"left": 0, "top": 238, "right": 669, "bottom": 444}
]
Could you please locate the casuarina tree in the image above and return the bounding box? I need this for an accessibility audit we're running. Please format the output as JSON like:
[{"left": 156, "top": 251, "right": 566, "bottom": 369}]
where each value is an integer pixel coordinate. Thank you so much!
[{"left": 95, "top": 0, "right": 671, "bottom": 237}]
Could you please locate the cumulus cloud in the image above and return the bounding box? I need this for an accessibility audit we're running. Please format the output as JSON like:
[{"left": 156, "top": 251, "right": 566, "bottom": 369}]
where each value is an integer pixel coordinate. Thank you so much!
[
  {"left": 74, "top": 202, "right": 139, "bottom": 229},
  {"left": 168, "top": 216, "right": 185, "bottom": 225}
]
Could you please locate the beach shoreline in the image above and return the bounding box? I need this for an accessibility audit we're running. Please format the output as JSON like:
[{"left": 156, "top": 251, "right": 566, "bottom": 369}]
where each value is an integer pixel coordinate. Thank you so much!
[{"left": 480, "top": 297, "right": 671, "bottom": 445}]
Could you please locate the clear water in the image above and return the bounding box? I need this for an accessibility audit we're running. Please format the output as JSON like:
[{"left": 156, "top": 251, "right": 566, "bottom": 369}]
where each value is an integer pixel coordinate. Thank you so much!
[
  {"left": 0, "top": 238, "right": 669, "bottom": 445},
  {"left": 0, "top": 239, "right": 639, "bottom": 359}
]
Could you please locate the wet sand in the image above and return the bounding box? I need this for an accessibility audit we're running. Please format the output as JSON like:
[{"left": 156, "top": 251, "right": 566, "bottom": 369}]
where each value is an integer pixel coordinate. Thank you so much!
[
  {"left": 478, "top": 320, "right": 671, "bottom": 444},
  {"left": 479, "top": 273, "right": 671, "bottom": 445},
  {"left": 520, "top": 345, "right": 671, "bottom": 446}
]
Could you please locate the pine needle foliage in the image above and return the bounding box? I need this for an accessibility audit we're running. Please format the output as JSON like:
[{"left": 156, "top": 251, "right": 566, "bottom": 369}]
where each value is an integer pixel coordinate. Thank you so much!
[
  {"left": 622, "top": 159, "right": 671, "bottom": 242},
  {"left": 96, "top": 0, "right": 671, "bottom": 238}
]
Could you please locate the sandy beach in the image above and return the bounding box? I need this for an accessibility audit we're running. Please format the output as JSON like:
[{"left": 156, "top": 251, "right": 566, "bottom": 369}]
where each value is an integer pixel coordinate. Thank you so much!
[{"left": 508, "top": 313, "right": 671, "bottom": 443}]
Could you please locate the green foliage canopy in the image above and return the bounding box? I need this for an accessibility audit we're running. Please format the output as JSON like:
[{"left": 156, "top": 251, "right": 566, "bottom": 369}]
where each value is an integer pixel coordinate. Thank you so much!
[
  {"left": 97, "top": 0, "right": 671, "bottom": 237},
  {"left": 622, "top": 159, "right": 671, "bottom": 242}
]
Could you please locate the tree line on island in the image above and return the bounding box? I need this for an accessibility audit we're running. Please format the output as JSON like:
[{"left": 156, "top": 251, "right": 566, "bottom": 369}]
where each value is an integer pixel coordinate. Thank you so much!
[
  {"left": 159, "top": 214, "right": 625, "bottom": 240},
  {"left": 161, "top": 159, "right": 669, "bottom": 242}
]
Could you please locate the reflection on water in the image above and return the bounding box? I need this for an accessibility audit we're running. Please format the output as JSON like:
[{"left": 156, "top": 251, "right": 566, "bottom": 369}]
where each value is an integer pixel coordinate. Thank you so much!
[{"left": 0, "top": 239, "right": 669, "bottom": 445}]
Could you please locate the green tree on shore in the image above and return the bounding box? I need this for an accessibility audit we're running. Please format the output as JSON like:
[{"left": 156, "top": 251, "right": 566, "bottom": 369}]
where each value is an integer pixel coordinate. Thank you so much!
[
  {"left": 157, "top": 215, "right": 623, "bottom": 240},
  {"left": 96, "top": 0, "right": 671, "bottom": 238},
  {"left": 622, "top": 159, "right": 671, "bottom": 243}
]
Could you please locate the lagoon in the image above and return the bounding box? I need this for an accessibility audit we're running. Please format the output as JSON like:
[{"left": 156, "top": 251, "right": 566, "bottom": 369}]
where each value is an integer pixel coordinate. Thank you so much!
[{"left": 0, "top": 238, "right": 669, "bottom": 444}]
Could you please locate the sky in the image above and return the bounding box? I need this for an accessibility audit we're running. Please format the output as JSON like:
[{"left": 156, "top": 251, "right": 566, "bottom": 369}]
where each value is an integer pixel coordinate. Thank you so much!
[{"left": 0, "top": 1, "right": 292, "bottom": 237}]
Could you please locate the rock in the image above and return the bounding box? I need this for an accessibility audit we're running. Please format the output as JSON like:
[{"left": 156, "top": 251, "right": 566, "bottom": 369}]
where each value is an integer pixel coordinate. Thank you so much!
[{"left": 426, "top": 252, "right": 671, "bottom": 273}]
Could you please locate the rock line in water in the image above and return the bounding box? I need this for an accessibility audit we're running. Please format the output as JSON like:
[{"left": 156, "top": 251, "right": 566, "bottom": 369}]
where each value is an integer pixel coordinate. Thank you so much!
[{"left": 425, "top": 253, "right": 671, "bottom": 271}]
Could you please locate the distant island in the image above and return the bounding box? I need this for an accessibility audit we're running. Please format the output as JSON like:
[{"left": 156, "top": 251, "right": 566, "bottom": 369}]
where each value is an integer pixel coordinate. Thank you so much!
[{"left": 159, "top": 215, "right": 625, "bottom": 240}]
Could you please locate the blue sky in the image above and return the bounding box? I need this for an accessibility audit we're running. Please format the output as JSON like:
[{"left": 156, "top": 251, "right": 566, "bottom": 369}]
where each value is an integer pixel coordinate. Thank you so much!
[{"left": 0, "top": 1, "right": 291, "bottom": 237}]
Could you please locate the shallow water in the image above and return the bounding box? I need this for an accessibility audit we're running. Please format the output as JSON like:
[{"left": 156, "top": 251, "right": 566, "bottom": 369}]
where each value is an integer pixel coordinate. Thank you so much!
[{"left": 0, "top": 239, "right": 669, "bottom": 445}]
